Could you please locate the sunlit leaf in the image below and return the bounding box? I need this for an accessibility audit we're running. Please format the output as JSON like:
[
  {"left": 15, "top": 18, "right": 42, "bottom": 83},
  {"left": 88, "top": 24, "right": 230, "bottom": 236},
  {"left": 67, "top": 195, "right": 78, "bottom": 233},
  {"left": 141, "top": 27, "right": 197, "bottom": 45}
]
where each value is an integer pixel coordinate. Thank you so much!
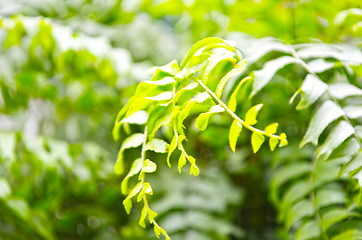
[
  {"left": 245, "top": 104, "right": 263, "bottom": 126},
  {"left": 146, "top": 138, "right": 168, "bottom": 153},
  {"left": 229, "top": 120, "right": 243, "bottom": 153},
  {"left": 143, "top": 159, "right": 157, "bottom": 173},
  {"left": 251, "top": 132, "right": 265, "bottom": 153}
]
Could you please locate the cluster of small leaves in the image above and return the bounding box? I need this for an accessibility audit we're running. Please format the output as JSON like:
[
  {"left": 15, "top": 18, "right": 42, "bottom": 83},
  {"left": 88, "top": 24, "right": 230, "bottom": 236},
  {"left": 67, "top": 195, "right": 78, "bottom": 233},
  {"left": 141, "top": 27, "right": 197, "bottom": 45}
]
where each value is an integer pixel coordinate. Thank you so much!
[
  {"left": 113, "top": 37, "right": 287, "bottom": 238},
  {"left": 232, "top": 34, "right": 362, "bottom": 239}
]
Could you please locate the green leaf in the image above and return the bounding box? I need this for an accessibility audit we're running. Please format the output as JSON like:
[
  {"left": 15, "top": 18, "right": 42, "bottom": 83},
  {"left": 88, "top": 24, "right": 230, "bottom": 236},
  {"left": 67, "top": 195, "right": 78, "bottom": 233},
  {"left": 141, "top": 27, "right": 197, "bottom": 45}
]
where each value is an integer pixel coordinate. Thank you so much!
[
  {"left": 315, "top": 187, "right": 346, "bottom": 209},
  {"left": 154, "top": 223, "right": 161, "bottom": 238},
  {"left": 121, "top": 158, "right": 143, "bottom": 195},
  {"left": 279, "top": 133, "right": 288, "bottom": 147},
  {"left": 332, "top": 229, "right": 362, "bottom": 240},
  {"left": 282, "top": 181, "right": 311, "bottom": 206},
  {"left": 296, "top": 74, "right": 328, "bottom": 110},
  {"left": 180, "top": 37, "right": 235, "bottom": 69},
  {"left": 196, "top": 113, "right": 211, "bottom": 131},
  {"left": 120, "top": 111, "right": 148, "bottom": 125},
  {"left": 178, "top": 153, "right": 187, "bottom": 173},
  {"left": 123, "top": 198, "right": 132, "bottom": 215},
  {"left": 146, "top": 92, "right": 173, "bottom": 101},
  {"left": 245, "top": 104, "right": 263, "bottom": 126},
  {"left": 329, "top": 83, "right": 362, "bottom": 100},
  {"left": 339, "top": 152, "right": 362, "bottom": 180},
  {"left": 167, "top": 135, "right": 177, "bottom": 167},
  {"left": 148, "top": 208, "right": 158, "bottom": 224},
  {"left": 228, "top": 76, "right": 252, "bottom": 112},
  {"left": 146, "top": 138, "right": 168, "bottom": 153},
  {"left": 269, "top": 138, "right": 279, "bottom": 151},
  {"left": 251, "top": 132, "right": 265, "bottom": 153},
  {"left": 176, "top": 53, "right": 209, "bottom": 79},
  {"left": 147, "top": 103, "right": 173, "bottom": 137},
  {"left": 114, "top": 133, "right": 144, "bottom": 175},
  {"left": 137, "top": 182, "right": 153, "bottom": 202},
  {"left": 202, "top": 54, "right": 236, "bottom": 84},
  {"left": 295, "top": 220, "right": 321, "bottom": 240},
  {"left": 147, "top": 60, "right": 179, "bottom": 77},
  {"left": 321, "top": 208, "right": 359, "bottom": 230},
  {"left": 139, "top": 207, "right": 147, "bottom": 228},
  {"left": 286, "top": 200, "right": 314, "bottom": 229},
  {"left": 128, "top": 182, "right": 143, "bottom": 199},
  {"left": 265, "top": 123, "right": 278, "bottom": 134},
  {"left": 316, "top": 121, "right": 354, "bottom": 160},
  {"left": 195, "top": 105, "right": 224, "bottom": 131},
  {"left": 142, "top": 160, "right": 157, "bottom": 173},
  {"left": 252, "top": 56, "right": 297, "bottom": 96},
  {"left": 188, "top": 155, "right": 199, "bottom": 176},
  {"left": 300, "top": 100, "right": 343, "bottom": 147},
  {"left": 229, "top": 120, "right": 243, "bottom": 153},
  {"left": 215, "top": 60, "right": 247, "bottom": 98}
]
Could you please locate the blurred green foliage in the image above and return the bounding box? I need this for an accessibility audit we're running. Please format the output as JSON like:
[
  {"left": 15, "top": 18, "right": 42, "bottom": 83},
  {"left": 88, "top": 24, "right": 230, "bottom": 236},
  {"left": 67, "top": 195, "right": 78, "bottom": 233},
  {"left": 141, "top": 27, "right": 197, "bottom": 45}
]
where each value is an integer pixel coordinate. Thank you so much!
[{"left": 0, "top": 0, "right": 361, "bottom": 239}]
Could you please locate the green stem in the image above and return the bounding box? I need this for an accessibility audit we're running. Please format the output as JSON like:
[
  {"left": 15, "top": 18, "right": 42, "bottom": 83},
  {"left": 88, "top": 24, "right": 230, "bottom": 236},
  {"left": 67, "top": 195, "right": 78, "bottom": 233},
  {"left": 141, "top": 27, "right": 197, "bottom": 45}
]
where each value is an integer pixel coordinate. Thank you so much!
[{"left": 194, "top": 78, "right": 283, "bottom": 140}]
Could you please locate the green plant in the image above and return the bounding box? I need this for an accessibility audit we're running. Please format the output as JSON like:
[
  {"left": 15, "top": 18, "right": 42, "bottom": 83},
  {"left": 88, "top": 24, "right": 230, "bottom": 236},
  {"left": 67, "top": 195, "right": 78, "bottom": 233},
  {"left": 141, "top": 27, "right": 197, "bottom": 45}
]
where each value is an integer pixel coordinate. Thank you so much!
[{"left": 113, "top": 37, "right": 288, "bottom": 239}]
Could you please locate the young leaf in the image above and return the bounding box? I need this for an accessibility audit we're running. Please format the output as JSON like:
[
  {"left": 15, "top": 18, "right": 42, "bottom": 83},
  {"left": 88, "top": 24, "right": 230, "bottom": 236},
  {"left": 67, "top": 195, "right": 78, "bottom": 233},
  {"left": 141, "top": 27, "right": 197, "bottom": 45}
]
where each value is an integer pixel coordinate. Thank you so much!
[
  {"left": 245, "top": 104, "right": 263, "bottom": 126},
  {"left": 146, "top": 139, "right": 168, "bottom": 153},
  {"left": 265, "top": 123, "right": 278, "bottom": 134},
  {"left": 180, "top": 37, "right": 225, "bottom": 69},
  {"left": 147, "top": 208, "right": 158, "bottom": 224},
  {"left": 121, "top": 158, "right": 143, "bottom": 195},
  {"left": 188, "top": 155, "right": 199, "bottom": 176},
  {"left": 114, "top": 133, "right": 144, "bottom": 175},
  {"left": 279, "top": 133, "right": 288, "bottom": 147},
  {"left": 120, "top": 110, "right": 148, "bottom": 125},
  {"left": 167, "top": 135, "right": 177, "bottom": 167},
  {"left": 142, "top": 160, "right": 157, "bottom": 173},
  {"left": 201, "top": 54, "right": 236, "bottom": 84},
  {"left": 269, "top": 138, "right": 279, "bottom": 151},
  {"left": 137, "top": 182, "right": 153, "bottom": 202},
  {"left": 178, "top": 153, "right": 187, "bottom": 173},
  {"left": 147, "top": 103, "right": 173, "bottom": 137},
  {"left": 139, "top": 206, "right": 147, "bottom": 228},
  {"left": 215, "top": 60, "right": 247, "bottom": 98},
  {"left": 251, "top": 132, "right": 265, "bottom": 153},
  {"left": 300, "top": 101, "right": 344, "bottom": 147},
  {"left": 229, "top": 120, "right": 243, "bottom": 153},
  {"left": 154, "top": 223, "right": 161, "bottom": 238},
  {"left": 228, "top": 76, "right": 252, "bottom": 112},
  {"left": 123, "top": 198, "right": 132, "bottom": 215},
  {"left": 195, "top": 105, "right": 224, "bottom": 131}
]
